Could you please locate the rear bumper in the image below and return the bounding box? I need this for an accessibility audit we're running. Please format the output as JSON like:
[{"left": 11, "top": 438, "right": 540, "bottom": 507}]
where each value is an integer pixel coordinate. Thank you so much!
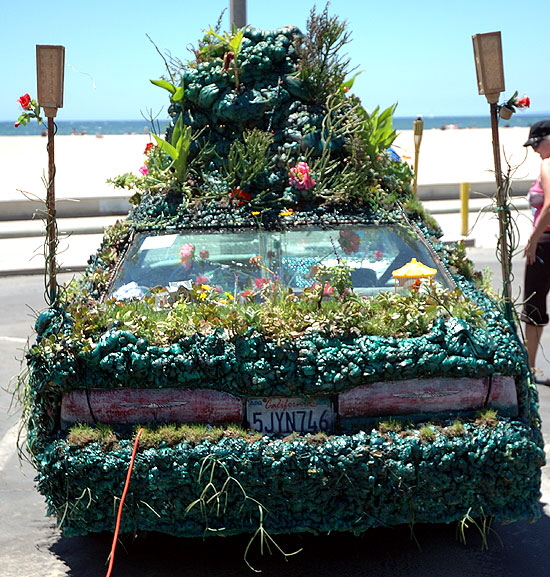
[{"left": 36, "top": 418, "right": 544, "bottom": 538}]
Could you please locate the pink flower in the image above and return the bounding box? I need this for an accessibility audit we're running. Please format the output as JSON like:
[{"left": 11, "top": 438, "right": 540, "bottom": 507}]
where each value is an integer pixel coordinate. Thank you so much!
[
  {"left": 289, "top": 162, "right": 316, "bottom": 190},
  {"left": 312, "top": 281, "right": 334, "bottom": 296},
  {"left": 339, "top": 230, "right": 360, "bottom": 254},
  {"left": 139, "top": 165, "right": 149, "bottom": 175},
  {"left": 254, "top": 278, "right": 269, "bottom": 290},
  {"left": 180, "top": 243, "right": 195, "bottom": 266},
  {"left": 195, "top": 275, "right": 209, "bottom": 284}
]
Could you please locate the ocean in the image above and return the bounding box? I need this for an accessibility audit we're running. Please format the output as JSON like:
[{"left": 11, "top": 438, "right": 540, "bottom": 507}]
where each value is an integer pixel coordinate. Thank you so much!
[{"left": 1, "top": 113, "right": 548, "bottom": 136}]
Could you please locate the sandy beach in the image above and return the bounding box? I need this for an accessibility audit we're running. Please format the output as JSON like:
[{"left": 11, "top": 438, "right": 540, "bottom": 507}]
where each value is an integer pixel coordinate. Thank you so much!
[
  {"left": 393, "top": 125, "right": 540, "bottom": 186},
  {"left": 0, "top": 127, "right": 541, "bottom": 210},
  {"left": 0, "top": 133, "right": 150, "bottom": 204}
]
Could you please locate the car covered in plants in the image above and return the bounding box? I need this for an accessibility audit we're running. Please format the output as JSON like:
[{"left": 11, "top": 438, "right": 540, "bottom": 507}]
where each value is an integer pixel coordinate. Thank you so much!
[{"left": 24, "top": 10, "right": 544, "bottom": 543}]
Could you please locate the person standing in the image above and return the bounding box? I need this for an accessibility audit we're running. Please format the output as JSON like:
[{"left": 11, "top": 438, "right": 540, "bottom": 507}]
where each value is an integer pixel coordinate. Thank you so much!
[{"left": 522, "top": 120, "right": 550, "bottom": 375}]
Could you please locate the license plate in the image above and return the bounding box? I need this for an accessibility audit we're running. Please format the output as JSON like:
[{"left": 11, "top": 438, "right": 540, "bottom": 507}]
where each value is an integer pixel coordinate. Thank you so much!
[{"left": 247, "top": 397, "right": 334, "bottom": 434}]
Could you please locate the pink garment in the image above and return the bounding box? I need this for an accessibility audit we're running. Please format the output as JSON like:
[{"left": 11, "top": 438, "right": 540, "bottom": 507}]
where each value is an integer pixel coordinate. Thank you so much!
[
  {"left": 528, "top": 179, "right": 550, "bottom": 230},
  {"left": 527, "top": 178, "right": 544, "bottom": 208}
]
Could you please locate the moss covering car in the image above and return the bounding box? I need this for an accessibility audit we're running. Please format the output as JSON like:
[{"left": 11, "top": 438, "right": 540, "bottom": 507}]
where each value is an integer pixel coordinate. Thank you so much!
[{"left": 24, "top": 11, "right": 544, "bottom": 541}]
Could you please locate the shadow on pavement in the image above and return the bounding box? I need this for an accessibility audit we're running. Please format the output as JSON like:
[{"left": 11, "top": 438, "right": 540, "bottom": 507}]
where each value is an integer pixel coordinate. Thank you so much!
[{"left": 49, "top": 511, "right": 550, "bottom": 577}]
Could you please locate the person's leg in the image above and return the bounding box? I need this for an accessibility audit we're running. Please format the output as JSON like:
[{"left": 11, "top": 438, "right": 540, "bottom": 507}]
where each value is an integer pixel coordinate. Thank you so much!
[
  {"left": 525, "top": 322, "right": 543, "bottom": 370},
  {"left": 522, "top": 237, "right": 550, "bottom": 372}
]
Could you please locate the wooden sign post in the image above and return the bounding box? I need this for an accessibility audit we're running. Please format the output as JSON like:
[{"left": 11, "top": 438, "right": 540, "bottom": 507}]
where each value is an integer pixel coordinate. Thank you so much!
[
  {"left": 36, "top": 45, "right": 65, "bottom": 305},
  {"left": 472, "top": 32, "right": 513, "bottom": 321}
]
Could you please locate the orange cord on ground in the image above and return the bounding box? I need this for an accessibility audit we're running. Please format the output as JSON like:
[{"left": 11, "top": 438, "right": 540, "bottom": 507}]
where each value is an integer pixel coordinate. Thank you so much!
[{"left": 106, "top": 427, "right": 144, "bottom": 577}]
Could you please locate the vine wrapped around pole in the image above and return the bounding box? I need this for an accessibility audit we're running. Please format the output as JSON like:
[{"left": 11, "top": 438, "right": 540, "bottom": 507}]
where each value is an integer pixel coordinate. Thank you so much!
[
  {"left": 489, "top": 102, "right": 514, "bottom": 323},
  {"left": 46, "top": 116, "right": 58, "bottom": 305}
]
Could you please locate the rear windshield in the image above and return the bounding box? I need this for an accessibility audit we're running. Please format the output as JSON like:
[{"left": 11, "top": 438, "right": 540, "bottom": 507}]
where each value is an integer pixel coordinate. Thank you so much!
[{"left": 107, "top": 224, "right": 453, "bottom": 300}]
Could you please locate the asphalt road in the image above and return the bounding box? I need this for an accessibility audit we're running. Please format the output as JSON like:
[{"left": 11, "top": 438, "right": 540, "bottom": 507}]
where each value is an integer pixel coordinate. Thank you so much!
[{"left": 2, "top": 256, "right": 550, "bottom": 577}]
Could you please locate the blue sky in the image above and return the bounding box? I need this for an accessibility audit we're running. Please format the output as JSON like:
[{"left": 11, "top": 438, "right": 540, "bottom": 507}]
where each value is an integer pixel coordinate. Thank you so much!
[{"left": 2, "top": 0, "right": 549, "bottom": 122}]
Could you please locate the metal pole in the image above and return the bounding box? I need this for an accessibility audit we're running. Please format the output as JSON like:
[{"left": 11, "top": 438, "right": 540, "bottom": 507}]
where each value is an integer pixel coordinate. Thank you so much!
[
  {"left": 230, "top": 0, "right": 247, "bottom": 28},
  {"left": 46, "top": 116, "right": 57, "bottom": 304}
]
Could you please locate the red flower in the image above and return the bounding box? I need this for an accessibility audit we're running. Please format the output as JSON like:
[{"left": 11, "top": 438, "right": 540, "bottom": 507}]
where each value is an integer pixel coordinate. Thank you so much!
[
  {"left": 17, "top": 93, "right": 32, "bottom": 110},
  {"left": 515, "top": 96, "right": 530, "bottom": 109},
  {"left": 230, "top": 188, "right": 251, "bottom": 204},
  {"left": 144, "top": 142, "right": 156, "bottom": 155}
]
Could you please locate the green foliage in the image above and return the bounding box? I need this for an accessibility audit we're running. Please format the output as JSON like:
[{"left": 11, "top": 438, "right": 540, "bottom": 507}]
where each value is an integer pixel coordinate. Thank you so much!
[
  {"left": 355, "top": 101, "right": 399, "bottom": 160},
  {"left": 313, "top": 261, "right": 353, "bottom": 298},
  {"left": 378, "top": 418, "right": 403, "bottom": 434},
  {"left": 308, "top": 94, "right": 412, "bottom": 208},
  {"left": 404, "top": 197, "right": 443, "bottom": 236},
  {"left": 445, "top": 418, "right": 466, "bottom": 437},
  {"left": 295, "top": 3, "right": 355, "bottom": 101},
  {"left": 152, "top": 115, "right": 193, "bottom": 183},
  {"left": 66, "top": 423, "right": 262, "bottom": 450},
  {"left": 61, "top": 279, "right": 485, "bottom": 349},
  {"left": 201, "top": 25, "right": 244, "bottom": 88},
  {"left": 109, "top": 17, "right": 414, "bottom": 211},
  {"left": 224, "top": 129, "right": 275, "bottom": 191},
  {"left": 67, "top": 423, "right": 119, "bottom": 450},
  {"left": 456, "top": 508, "right": 498, "bottom": 551},
  {"left": 418, "top": 424, "right": 437, "bottom": 442},
  {"left": 476, "top": 408, "right": 499, "bottom": 427},
  {"left": 150, "top": 79, "right": 185, "bottom": 103},
  {"left": 443, "top": 239, "right": 476, "bottom": 279}
]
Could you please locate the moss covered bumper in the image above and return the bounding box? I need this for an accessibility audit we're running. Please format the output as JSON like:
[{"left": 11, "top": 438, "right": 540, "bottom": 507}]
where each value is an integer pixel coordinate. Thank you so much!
[{"left": 36, "top": 419, "right": 544, "bottom": 538}]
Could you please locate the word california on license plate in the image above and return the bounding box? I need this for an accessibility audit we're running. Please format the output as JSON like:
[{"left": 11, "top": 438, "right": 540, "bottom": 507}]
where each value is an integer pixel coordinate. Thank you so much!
[{"left": 247, "top": 397, "right": 334, "bottom": 434}]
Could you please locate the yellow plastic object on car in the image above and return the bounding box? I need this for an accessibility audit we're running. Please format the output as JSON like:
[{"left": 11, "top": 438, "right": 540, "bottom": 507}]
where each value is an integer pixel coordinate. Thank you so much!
[{"left": 392, "top": 257, "right": 437, "bottom": 291}]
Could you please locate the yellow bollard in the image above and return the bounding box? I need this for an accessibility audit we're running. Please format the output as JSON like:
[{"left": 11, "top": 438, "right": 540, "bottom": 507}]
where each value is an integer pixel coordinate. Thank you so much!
[{"left": 460, "top": 183, "right": 470, "bottom": 236}]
